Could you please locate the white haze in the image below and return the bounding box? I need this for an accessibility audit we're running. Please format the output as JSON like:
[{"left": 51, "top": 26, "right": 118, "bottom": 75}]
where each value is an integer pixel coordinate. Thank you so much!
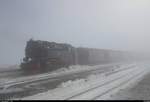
[{"left": 0, "top": 0, "right": 150, "bottom": 65}]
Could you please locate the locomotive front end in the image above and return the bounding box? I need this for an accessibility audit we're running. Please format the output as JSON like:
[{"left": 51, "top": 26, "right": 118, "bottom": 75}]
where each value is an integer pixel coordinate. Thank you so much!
[{"left": 21, "top": 39, "right": 75, "bottom": 73}]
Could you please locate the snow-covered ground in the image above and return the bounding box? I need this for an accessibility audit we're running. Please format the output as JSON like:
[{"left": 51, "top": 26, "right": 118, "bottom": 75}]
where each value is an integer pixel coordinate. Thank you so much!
[
  {"left": 107, "top": 68, "right": 150, "bottom": 100},
  {"left": 0, "top": 63, "right": 130, "bottom": 88},
  {"left": 21, "top": 63, "right": 148, "bottom": 100},
  {"left": 0, "top": 64, "right": 20, "bottom": 72}
]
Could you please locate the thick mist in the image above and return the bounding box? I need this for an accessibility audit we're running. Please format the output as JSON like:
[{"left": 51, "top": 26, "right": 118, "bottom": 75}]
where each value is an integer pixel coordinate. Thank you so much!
[{"left": 0, "top": 0, "right": 150, "bottom": 65}]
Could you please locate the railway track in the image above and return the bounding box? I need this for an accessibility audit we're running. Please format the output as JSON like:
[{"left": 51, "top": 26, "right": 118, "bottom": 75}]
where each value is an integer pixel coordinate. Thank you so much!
[
  {"left": 94, "top": 71, "right": 145, "bottom": 100},
  {"left": 0, "top": 63, "right": 138, "bottom": 100},
  {"left": 21, "top": 63, "right": 142, "bottom": 100},
  {"left": 65, "top": 67, "right": 146, "bottom": 100},
  {"left": 0, "top": 63, "right": 130, "bottom": 89}
]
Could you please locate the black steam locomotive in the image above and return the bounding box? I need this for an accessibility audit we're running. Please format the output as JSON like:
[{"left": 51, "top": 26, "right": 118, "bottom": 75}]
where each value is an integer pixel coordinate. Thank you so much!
[{"left": 20, "top": 39, "right": 133, "bottom": 73}]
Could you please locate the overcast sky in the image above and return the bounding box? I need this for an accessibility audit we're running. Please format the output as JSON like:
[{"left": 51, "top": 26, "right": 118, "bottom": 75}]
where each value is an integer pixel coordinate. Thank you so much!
[{"left": 1, "top": 0, "right": 150, "bottom": 65}]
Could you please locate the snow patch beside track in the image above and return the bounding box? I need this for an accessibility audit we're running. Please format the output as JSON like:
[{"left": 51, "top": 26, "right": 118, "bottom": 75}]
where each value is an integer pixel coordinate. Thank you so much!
[
  {"left": 21, "top": 63, "right": 144, "bottom": 100},
  {"left": 0, "top": 63, "right": 132, "bottom": 88}
]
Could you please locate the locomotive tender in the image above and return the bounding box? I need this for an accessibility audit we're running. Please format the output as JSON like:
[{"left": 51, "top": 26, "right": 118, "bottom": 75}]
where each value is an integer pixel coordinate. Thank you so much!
[{"left": 20, "top": 39, "right": 133, "bottom": 72}]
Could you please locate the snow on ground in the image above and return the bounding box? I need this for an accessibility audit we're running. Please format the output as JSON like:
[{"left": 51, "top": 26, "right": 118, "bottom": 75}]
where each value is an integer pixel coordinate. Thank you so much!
[
  {"left": 0, "top": 64, "right": 103, "bottom": 86},
  {"left": 107, "top": 69, "right": 150, "bottom": 100},
  {"left": 0, "top": 64, "right": 20, "bottom": 72},
  {"left": 0, "top": 63, "right": 132, "bottom": 88},
  {"left": 96, "top": 69, "right": 149, "bottom": 100},
  {"left": 21, "top": 63, "right": 145, "bottom": 100}
]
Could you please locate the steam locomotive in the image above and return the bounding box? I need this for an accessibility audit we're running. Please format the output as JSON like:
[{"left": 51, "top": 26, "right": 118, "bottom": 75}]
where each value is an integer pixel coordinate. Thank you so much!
[{"left": 20, "top": 39, "right": 133, "bottom": 73}]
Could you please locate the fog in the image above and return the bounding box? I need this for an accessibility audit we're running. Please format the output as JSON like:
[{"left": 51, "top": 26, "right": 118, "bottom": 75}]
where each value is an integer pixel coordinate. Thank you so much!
[{"left": 0, "top": 0, "right": 150, "bottom": 65}]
